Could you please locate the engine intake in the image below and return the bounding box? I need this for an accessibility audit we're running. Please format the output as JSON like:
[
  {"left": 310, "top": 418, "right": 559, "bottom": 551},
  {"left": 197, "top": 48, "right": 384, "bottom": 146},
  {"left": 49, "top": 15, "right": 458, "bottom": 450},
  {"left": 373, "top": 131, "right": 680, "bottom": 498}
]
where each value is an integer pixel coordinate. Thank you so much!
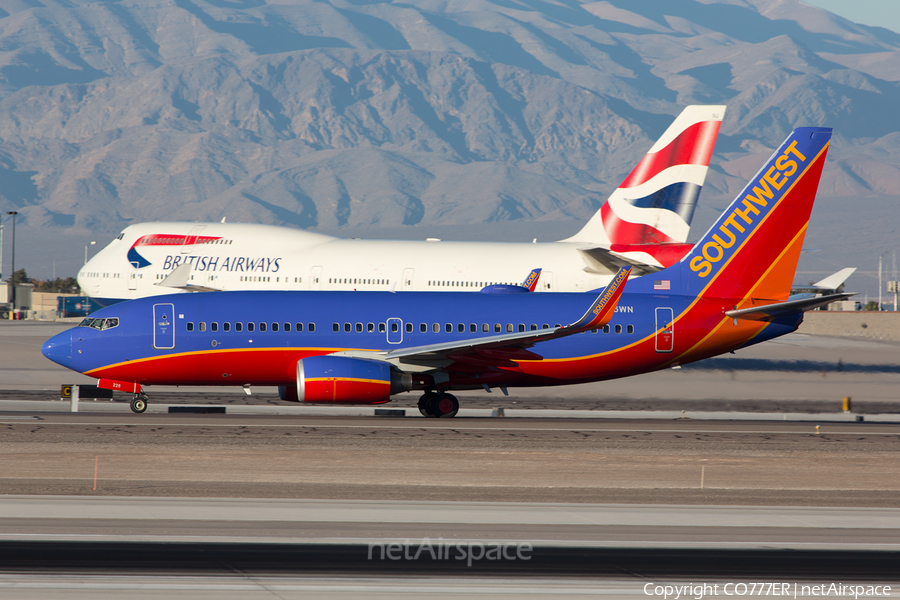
[{"left": 282, "top": 355, "right": 411, "bottom": 404}]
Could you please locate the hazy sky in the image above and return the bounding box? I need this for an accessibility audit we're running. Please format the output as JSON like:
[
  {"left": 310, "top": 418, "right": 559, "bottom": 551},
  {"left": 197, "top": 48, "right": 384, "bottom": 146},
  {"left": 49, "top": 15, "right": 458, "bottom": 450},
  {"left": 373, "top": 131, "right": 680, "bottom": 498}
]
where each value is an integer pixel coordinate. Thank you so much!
[{"left": 802, "top": 0, "right": 900, "bottom": 34}]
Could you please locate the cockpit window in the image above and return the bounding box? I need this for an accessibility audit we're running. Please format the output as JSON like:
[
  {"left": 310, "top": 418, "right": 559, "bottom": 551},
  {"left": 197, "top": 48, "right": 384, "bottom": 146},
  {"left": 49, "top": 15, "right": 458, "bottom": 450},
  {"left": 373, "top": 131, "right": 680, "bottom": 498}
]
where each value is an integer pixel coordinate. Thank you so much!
[
  {"left": 77, "top": 317, "right": 119, "bottom": 330},
  {"left": 116, "top": 233, "right": 124, "bottom": 240}
]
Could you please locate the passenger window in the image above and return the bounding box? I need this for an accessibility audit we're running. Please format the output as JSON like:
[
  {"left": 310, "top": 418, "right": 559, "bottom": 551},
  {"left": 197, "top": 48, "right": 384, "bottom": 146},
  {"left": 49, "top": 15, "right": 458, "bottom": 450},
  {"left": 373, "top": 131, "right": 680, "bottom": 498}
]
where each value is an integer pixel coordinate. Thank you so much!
[
  {"left": 470, "top": 324, "right": 477, "bottom": 333},
  {"left": 458, "top": 323, "right": 465, "bottom": 333},
  {"left": 248, "top": 323, "right": 255, "bottom": 332},
  {"left": 187, "top": 322, "right": 194, "bottom": 332},
  {"left": 370, "top": 323, "right": 377, "bottom": 333},
  {"left": 483, "top": 324, "right": 489, "bottom": 332},
  {"left": 542, "top": 324, "right": 550, "bottom": 329},
  {"left": 284, "top": 323, "right": 291, "bottom": 332},
  {"left": 404, "top": 323, "right": 411, "bottom": 333},
  {"left": 627, "top": 324, "right": 634, "bottom": 334},
  {"left": 603, "top": 325, "right": 610, "bottom": 334},
  {"left": 433, "top": 323, "right": 440, "bottom": 333},
  {"left": 530, "top": 324, "right": 537, "bottom": 331},
  {"left": 378, "top": 323, "right": 385, "bottom": 333},
  {"left": 333, "top": 323, "right": 339, "bottom": 332},
  {"left": 260, "top": 323, "right": 267, "bottom": 332},
  {"left": 236, "top": 322, "right": 243, "bottom": 332},
  {"left": 391, "top": 322, "right": 399, "bottom": 333},
  {"left": 272, "top": 323, "right": 278, "bottom": 332},
  {"left": 494, "top": 324, "right": 501, "bottom": 333},
  {"left": 445, "top": 323, "right": 452, "bottom": 333},
  {"left": 308, "top": 323, "right": 315, "bottom": 332},
  {"left": 296, "top": 323, "right": 303, "bottom": 332},
  {"left": 507, "top": 324, "right": 513, "bottom": 333},
  {"left": 615, "top": 324, "right": 622, "bottom": 334},
  {"left": 518, "top": 324, "right": 525, "bottom": 332},
  {"left": 199, "top": 322, "right": 206, "bottom": 332},
  {"left": 355, "top": 322, "right": 363, "bottom": 333},
  {"left": 211, "top": 322, "right": 218, "bottom": 332},
  {"left": 224, "top": 322, "right": 231, "bottom": 332},
  {"left": 344, "top": 323, "right": 351, "bottom": 332},
  {"left": 420, "top": 323, "right": 427, "bottom": 333}
]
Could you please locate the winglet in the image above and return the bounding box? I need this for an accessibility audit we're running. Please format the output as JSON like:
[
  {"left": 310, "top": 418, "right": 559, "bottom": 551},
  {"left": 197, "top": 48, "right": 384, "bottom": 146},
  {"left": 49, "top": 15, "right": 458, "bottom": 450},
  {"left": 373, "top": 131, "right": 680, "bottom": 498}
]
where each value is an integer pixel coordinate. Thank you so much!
[
  {"left": 522, "top": 268, "right": 542, "bottom": 292},
  {"left": 564, "top": 266, "right": 631, "bottom": 332}
]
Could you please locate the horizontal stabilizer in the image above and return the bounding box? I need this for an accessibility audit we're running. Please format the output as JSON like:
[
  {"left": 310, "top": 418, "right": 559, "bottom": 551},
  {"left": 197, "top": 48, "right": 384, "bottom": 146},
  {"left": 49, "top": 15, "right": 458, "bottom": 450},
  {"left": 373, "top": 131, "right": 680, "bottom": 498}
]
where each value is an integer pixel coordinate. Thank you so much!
[
  {"left": 725, "top": 293, "right": 855, "bottom": 322},
  {"left": 577, "top": 247, "right": 662, "bottom": 276},
  {"left": 155, "top": 263, "right": 221, "bottom": 293}
]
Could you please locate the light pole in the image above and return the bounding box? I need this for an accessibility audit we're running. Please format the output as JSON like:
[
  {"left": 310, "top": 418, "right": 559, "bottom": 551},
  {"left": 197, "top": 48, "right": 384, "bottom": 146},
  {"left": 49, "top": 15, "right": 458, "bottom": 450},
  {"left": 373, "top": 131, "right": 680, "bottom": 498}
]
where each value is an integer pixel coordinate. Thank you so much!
[
  {"left": 84, "top": 241, "right": 96, "bottom": 265},
  {"left": 878, "top": 251, "right": 890, "bottom": 312},
  {"left": 6, "top": 211, "right": 16, "bottom": 319}
]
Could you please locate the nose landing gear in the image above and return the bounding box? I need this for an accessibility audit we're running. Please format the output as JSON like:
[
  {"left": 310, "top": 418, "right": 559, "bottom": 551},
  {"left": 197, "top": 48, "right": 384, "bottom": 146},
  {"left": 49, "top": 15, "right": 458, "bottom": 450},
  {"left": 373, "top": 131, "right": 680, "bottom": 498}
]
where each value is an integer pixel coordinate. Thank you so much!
[
  {"left": 130, "top": 393, "right": 148, "bottom": 414},
  {"left": 418, "top": 391, "right": 459, "bottom": 418}
]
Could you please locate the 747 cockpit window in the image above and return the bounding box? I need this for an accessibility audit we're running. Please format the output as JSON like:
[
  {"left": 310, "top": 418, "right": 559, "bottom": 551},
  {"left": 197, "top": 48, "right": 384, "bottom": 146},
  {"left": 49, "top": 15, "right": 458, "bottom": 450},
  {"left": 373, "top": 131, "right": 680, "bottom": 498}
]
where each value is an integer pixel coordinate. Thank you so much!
[{"left": 77, "top": 317, "right": 119, "bottom": 330}]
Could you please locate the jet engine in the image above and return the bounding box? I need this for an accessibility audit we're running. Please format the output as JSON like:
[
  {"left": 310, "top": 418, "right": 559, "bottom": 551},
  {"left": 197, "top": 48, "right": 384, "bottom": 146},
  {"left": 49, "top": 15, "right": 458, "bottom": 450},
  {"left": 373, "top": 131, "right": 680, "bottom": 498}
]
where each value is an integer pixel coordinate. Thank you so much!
[{"left": 279, "top": 355, "right": 412, "bottom": 404}]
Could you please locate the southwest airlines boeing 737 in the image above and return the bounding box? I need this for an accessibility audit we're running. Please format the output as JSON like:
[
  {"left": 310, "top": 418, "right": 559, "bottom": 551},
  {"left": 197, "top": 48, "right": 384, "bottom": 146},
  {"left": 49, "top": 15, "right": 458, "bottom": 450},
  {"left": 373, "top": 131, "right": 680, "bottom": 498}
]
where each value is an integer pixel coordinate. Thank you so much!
[
  {"left": 79, "top": 106, "right": 725, "bottom": 305},
  {"left": 44, "top": 128, "right": 849, "bottom": 417}
]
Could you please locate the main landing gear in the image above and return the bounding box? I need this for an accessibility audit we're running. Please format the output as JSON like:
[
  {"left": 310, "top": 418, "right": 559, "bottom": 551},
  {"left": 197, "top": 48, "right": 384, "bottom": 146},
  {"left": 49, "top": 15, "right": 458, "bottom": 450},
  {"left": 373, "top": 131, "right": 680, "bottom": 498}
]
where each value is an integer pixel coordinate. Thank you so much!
[
  {"left": 130, "top": 393, "right": 148, "bottom": 414},
  {"left": 418, "top": 391, "right": 459, "bottom": 418}
]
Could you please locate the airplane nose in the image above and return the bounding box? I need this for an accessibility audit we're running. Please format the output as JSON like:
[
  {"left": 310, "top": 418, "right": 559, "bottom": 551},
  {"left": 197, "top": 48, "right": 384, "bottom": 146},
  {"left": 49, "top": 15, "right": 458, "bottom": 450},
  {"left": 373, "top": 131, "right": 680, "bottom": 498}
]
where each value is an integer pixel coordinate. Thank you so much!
[{"left": 42, "top": 331, "right": 72, "bottom": 367}]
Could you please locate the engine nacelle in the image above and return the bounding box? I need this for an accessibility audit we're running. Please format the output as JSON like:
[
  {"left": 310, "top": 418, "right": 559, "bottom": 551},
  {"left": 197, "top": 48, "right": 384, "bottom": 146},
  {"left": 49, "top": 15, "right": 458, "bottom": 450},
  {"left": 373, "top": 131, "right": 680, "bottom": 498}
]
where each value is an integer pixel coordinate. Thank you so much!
[{"left": 283, "top": 355, "right": 412, "bottom": 404}]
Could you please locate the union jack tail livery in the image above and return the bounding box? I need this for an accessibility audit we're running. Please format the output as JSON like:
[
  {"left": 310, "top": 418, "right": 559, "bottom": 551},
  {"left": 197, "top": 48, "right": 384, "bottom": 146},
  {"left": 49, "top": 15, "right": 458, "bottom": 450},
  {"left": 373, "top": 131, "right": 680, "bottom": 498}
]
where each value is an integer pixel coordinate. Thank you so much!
[{"left": 565, "top": 105, "right": 726, "bottom": 268}]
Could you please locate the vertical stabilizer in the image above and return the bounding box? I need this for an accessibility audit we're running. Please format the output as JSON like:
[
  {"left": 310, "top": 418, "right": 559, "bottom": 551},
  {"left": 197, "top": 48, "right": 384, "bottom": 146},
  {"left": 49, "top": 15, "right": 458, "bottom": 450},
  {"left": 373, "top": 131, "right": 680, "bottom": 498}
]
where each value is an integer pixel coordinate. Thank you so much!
[
  {"left": 679, "top": 128, "right": 832, "bottom": 303},
  {"left": 563, "top": 105, "right": 725, "bottom": 247}
]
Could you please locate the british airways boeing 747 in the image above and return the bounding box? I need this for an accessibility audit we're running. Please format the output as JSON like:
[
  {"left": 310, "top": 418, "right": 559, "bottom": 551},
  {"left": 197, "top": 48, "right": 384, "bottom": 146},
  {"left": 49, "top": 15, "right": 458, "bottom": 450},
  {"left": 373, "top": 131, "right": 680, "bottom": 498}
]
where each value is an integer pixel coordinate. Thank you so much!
[{"left": 79, "top": 106, "right": 725, "bottom": 304}]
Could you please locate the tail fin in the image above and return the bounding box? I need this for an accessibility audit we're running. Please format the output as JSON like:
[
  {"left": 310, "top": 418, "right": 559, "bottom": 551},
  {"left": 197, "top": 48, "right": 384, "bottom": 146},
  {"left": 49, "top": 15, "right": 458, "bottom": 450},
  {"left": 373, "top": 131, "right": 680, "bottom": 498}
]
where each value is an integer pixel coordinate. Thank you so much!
[
  {"left": 679, "top": 127, "right": 832, "bottom": 302},
  {"left": 563, "top": 105, "right": 725, "bottom": 246}
]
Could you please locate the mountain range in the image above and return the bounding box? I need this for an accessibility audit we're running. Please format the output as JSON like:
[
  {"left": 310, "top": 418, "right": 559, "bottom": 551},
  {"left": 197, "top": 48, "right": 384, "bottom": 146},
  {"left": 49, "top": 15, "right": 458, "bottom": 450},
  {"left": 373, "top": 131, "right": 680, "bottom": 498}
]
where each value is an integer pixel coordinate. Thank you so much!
[{"left": 0, "top": 0, "right": 898, "bottom": 295}]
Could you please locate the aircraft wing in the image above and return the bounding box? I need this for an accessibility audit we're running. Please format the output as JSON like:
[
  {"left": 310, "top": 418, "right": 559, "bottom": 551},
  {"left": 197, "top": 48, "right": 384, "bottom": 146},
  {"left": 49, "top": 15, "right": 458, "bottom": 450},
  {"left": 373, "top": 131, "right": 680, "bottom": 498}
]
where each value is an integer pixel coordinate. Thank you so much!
[
  {"left": 576, "top": 247, "right": 662, "bottom": 276},
  {"left": 155, "top": 262, "right": 222, "bottom": 293},
  {"left": 725, "top": 292, "right": 855, "bottom": 322},
  {"left": 381, "top": 267, "right": 631, "bottom": 362}
]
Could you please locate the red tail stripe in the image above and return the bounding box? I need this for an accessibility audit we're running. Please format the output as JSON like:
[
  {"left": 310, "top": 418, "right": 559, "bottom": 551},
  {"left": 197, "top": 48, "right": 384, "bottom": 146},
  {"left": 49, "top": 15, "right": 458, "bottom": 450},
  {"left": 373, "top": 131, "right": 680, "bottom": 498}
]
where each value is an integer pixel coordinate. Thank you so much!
[
  {"left": 600, "top": 203, "right": 679, "bottom": 246},
  {"left": 619, "top": 120, "right": 722, "bottom": 189}
]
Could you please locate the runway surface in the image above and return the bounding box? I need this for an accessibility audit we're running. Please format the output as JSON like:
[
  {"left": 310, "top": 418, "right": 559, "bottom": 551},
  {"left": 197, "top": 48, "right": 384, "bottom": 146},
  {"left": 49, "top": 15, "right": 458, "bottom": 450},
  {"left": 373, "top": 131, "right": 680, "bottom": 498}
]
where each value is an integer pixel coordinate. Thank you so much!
[
  {"left": 1, "top": 412, "right": 898, "bottom": 505},
  {"left": 3, "top": 322, "right": 900, "bottom": 596}
]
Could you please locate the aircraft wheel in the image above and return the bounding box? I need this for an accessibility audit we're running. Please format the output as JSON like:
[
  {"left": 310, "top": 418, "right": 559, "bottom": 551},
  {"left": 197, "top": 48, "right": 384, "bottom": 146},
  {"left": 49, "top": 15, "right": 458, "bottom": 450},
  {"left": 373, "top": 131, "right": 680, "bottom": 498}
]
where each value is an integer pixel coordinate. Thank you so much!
[
  {"left": 130, "top": 395, "right": 148, "bottom": 414},
  {"left": 418, "top": 393, "right": 436, "bottom": 417},
  {"left": 433, "top": 393, "right": 459, "bottom": 418}
]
